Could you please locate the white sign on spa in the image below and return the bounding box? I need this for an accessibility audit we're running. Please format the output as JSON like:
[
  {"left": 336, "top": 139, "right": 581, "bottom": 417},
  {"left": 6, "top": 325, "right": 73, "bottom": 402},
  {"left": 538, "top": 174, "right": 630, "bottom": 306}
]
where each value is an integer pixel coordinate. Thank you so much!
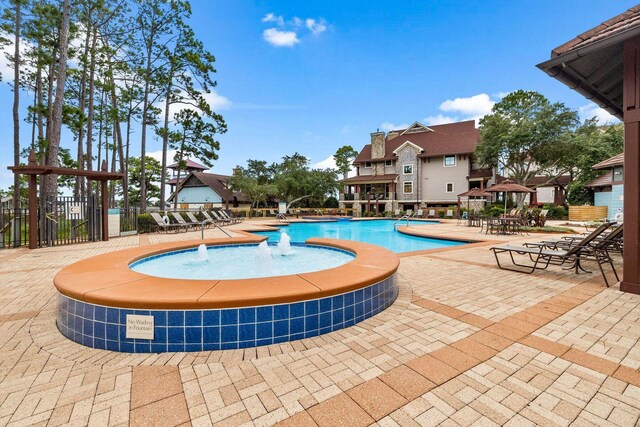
[{"left": 126, "top": 314, "right": 154, "bottom": 340}]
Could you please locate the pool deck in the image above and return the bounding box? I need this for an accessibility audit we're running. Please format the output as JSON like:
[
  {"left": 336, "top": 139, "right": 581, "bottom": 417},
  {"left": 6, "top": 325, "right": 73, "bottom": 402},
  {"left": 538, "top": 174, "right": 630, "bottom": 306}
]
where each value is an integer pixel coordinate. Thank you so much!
[{"left": 1, "top": 219, "right": 639, "bottom": 426}]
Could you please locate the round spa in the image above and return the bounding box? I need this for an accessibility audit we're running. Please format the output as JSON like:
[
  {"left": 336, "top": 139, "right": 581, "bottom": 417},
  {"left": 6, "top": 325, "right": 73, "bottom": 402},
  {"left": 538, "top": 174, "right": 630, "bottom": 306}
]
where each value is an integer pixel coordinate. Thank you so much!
[{"left": 54, "top": 236, "right": 399, "bottom": 353}]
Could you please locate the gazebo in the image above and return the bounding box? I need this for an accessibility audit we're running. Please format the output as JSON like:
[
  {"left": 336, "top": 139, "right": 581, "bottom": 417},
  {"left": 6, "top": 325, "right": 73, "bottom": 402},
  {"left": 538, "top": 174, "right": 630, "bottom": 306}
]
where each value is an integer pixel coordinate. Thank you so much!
[{"left": 538, "top": 5, "right": 640, "bottom": 294}]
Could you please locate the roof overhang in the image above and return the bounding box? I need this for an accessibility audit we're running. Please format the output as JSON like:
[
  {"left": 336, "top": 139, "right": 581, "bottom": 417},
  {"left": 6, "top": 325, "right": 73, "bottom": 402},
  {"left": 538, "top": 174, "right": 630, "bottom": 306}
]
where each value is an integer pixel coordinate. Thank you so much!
[
  {"left": 392, "top": 141, "right": 424, "bottom": 155},
  {"left": 536, "top": 26, "right": 640, "bottom": 120}
]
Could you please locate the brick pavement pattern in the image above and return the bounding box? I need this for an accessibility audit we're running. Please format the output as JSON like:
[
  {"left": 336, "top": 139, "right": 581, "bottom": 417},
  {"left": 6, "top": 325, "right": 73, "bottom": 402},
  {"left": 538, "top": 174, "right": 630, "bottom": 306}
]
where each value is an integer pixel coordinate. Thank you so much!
[{"left": 0, "top": 220, "right": 639, "bottom": 426}]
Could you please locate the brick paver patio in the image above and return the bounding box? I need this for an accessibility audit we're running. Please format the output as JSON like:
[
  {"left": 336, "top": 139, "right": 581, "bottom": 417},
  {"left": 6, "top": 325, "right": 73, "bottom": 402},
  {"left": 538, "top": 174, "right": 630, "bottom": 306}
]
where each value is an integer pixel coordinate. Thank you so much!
[{"left": 1, "top": 220, "right": 638, "bottom": 426}]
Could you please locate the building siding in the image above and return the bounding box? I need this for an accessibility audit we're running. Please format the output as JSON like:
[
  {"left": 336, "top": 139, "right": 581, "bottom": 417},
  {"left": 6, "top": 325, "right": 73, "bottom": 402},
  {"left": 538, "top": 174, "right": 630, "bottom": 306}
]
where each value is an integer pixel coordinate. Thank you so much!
[
  {"left": 421, "top": 155, "right": 469, "bottom": 202},
  {"left": 175, "top": 187, "right": 222, "bottom": 204},
  {"left": 593, "top": 184, "right": 623, "bottom": 220}
]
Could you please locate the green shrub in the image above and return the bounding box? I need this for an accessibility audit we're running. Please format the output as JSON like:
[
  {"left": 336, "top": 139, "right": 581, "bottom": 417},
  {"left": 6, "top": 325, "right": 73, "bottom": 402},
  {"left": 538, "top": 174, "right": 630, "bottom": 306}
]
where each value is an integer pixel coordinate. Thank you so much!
[
  {"left": 323, "top": 196, "right": 339, "bottom": 208},
  {"left": 137, "top": 213, "right": 154, "bottom": 233},
  {"left": 542, "top": 204, "right": 567, "bottom": 219},
  {"left": 437, "top": 210, "right": 445, "bottom": 218}
]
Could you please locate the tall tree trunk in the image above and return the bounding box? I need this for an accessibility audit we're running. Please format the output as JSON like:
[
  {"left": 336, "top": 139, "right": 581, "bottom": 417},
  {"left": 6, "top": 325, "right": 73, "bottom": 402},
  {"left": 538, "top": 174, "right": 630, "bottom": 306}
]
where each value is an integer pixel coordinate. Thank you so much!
[
  {"left": 139, "top": 48, "right": 153, "bottom": 213},
  {"left": 12, "top": 0, "right": 22, "bottom": 245},
  {"left": 159, "top": 79, "right": 173, "bottom": 209},
  {"left": 104, "top": 44, "right": 126, "bottom": 207},
  {"left": 75, "top": 19, "right": 92, "bottom": 198},
  {"left": 45, "top": 0, "right": 71, "bottom": 197},
  {"left": 85, "top": 27, "right": 98, "bottom": 198}
]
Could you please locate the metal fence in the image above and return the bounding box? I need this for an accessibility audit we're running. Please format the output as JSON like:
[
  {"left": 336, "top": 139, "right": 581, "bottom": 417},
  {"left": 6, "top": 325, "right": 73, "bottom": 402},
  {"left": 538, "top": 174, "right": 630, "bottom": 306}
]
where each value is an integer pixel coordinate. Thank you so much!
[
  {"left": 42, "top": 195, "right": 102, "bottom": 247},
  {"left": 119, "top": 207, "right": 139, "bottom": 235},
  {"left": 0, "top": 205, "right": 30, "bottom": 248}
]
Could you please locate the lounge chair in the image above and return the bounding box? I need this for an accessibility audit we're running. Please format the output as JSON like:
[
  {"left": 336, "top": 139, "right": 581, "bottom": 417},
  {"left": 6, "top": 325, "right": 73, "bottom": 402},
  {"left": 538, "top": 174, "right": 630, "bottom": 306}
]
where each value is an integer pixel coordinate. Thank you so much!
[
  {"left": 392, "top": 209, "right": 401, "bottom": 218},
  {"left": 150, "top": 212, "right": 187, "bottom": 233},
  {"left": 171, "top": 212, "right": 198, "bottom": 229},
  {"left": 491, "top": 222, "right": 619, "bottom": 286},
  {"left": 406, "top": 209, "right": 413, "bottom": 217},
  {"left": 222, "top": 209, "right": 243, "bottom": 223},
  {"left": 427, "top": 209, "right": 436, "bottom": 218},
  {"left": 210, "top": 210, "right": 233, "bottom": 225},
  {"left": 416, "top": 209, "right": 424, "bottom": 218},
  {"left": 445, "top": 209, "right": 454, "bottom": 219},
  {"left": 202, "top": 210, "right": 225, "bottom": 226},
  {"left": 186, "top": 212, "right": 213, "bottom": 228}
]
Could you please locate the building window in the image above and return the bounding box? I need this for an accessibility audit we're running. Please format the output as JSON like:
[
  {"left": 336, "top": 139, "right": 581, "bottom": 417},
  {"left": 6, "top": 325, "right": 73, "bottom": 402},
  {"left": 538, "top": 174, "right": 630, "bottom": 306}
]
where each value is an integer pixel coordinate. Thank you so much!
[
  {"left": 403, "top": 164, "right": 413, "bottom": 174},
  {"left": 385, "top": 160, "right": 393, "bottom": 167},
  {"left": 403, "top": 181, "right": 413, "bottom": 194},
  {"left": 446, "top": 182, "right": 454, "bottom": 193},
  {"left": 444, "top": 155, "right": 456, "bottom": 167},
  {"left": 364, "top": 161, "right": 372, "bottom": 168},
  {"left": 613, "top": 166, "right": 623, "bottom": 182}
]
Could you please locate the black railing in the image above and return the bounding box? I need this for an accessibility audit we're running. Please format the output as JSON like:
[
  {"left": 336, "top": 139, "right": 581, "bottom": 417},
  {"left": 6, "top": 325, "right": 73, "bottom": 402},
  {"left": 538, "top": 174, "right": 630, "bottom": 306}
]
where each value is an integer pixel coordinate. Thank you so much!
[
  {"left": 343, "top": 194, "right": 355, "bottom": 201},
  {"left": 0, "top": 205, "right": 30, "bottom": 248},
  {"left": 119, "top": 207, "right": 139, "bottom": 235}
]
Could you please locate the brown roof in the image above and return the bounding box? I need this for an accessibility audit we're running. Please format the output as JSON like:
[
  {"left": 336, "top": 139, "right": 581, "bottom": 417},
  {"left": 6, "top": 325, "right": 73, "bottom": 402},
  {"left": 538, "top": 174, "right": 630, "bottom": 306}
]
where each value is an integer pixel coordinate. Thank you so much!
[
  {"left": 168, "top": 159, "right": 208, "bottom": 170},
  {"left": 552, "top": 7, "right": 640, "bottom": 56},
  {"left": 168, "top": 171, "right": 248, "bottom": 203},
  {"left": 343, "top": 174, "right": 398, "bottom": 184},
  {"left": 593, "top": 152, "right": 624, "bottom": 169},
  {"left": 354, "top": 120, "right": 479, "bottom": 164},
  {"left": 586, "top": 172, "right": 613, "bottom": 188},
  {"left": 537, "top": 6, "right": 640, "bottom": 119}
]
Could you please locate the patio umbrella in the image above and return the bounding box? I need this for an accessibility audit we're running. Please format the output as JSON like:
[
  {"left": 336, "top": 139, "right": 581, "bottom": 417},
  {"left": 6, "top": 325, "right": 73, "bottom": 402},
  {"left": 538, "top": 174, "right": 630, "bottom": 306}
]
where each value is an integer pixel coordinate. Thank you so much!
[
  {"left": 457, "top": 188, "right": 492, "bottom": 214},
  {"left": 485, "top": 179, "right": 534, "bottom": 215}
]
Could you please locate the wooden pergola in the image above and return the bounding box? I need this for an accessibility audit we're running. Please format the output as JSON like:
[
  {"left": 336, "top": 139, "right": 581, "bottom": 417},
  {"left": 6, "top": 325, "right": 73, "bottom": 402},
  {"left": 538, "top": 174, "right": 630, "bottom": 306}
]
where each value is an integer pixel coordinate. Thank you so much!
[
  {"left": 8, "top": 149, "right": 124, "bottom": 249},
  {"left": 538, "top": 5, "right": 640, "bottom": 294}
]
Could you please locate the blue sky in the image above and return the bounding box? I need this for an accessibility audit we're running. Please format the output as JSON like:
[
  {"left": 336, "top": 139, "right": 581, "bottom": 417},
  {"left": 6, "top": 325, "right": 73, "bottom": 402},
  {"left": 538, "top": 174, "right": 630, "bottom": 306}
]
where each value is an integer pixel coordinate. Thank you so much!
[{"left": 0, "top": 0, "right": 635, "bottom": 190}]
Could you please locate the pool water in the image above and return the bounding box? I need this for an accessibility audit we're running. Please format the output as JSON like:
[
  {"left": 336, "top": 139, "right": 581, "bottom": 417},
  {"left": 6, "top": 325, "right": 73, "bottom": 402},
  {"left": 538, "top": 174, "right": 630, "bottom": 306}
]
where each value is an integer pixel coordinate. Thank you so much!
[
  {"left": 129, "top": 243, "right": 355, "bottom": 280},
  {"left": 254, "top": 219, "right": 464, "bottom": 253}
]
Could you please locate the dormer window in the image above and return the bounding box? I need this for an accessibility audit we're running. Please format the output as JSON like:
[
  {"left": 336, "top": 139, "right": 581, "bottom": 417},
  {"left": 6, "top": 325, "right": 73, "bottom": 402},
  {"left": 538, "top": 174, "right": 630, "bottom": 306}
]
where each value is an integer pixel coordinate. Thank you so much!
[
  {"left": 365, "top": 161, "right": 372, "bottom": 168},
  {"left": 403, "top": 164, "right": 413, "bottom": 174},
  {"left": 444, "top": 155, "right": 456, "bottom": 167}
]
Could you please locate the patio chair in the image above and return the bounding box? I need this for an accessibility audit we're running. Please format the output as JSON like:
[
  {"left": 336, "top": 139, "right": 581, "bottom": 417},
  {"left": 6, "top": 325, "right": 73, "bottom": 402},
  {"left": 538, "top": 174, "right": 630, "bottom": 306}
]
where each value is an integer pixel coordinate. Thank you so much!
[
  {"left": 223, "top": 209, "right": 244, "bottom": 223},
  {"left": 445, "top": 209, "right": 454, "bottom": 219},
  {"left": 427, "top": 209, "right": 436, "bottom": 218},
  {"left": 416, "top": 209, "right": 424, "bottom": 218},
  {"left": 392, "top": 209, "right": 401, "bottom": 218},
  {"left": 150, "top": 212, "right": 187, "bottom": 233},
  {"left": 186, "top": 211, "right": 213, "bottom": 228},
  {"left": 171, "top": 212, "right": 198, "bottom": 229},
  {"left": 406, "top": 209, "right": 413, "bottom": 217},
  {"left": 491, "top": 221, "right": 619, "bottom": 286},
  {"left": 202, "top": 210, "right": 226, "bottom": 226},
  {"left": 209, "top": 210, "right": 233, "bottom": 225}
]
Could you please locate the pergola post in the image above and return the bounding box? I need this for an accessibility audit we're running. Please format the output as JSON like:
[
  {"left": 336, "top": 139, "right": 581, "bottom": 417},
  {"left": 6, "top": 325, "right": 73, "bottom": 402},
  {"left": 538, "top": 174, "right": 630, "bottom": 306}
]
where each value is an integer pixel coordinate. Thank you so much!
[
  {"left": 621, "top": 36, "right": 640, "bottom": 294},
  {"left": 28, "top": 173, "right": 38, "bottom": 249},
  {"left": 101, "top": 160, "right": 109, "bottom": 242}
]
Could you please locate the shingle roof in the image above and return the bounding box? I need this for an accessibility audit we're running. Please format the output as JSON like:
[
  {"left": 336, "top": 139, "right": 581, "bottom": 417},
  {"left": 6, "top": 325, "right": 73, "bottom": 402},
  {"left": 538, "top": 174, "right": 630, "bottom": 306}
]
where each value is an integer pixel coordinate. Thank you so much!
[
  {"left": 354, "top": 120, "right": 479, "bottom": 164},
  {"left": 343, "top": 174, "right": 398, "bottom": 184},
  {"left": 593, "top": 153, "right": 624, "bottom": 169},
  {"left": 168, "top": 159, "right": 208, "bottom": 170},
  {"left": 552, "top": 6, "right": 640, "bottom": 56},
  {"left": 586, "top": 172, "right": 613, "bottom": 188},
  {"left": 168, "top": 171, "right": 248, "bottom": 202}
]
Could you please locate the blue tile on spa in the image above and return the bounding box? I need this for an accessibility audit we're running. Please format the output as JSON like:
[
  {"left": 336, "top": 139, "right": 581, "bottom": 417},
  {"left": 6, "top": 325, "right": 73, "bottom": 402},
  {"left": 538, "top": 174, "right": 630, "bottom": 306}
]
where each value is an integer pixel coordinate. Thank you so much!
[
  {"left": 221, "top": 325, "right": 238, "bottom": 342},
  {"left": 221, "top": 309, "right": 238, "bottom": 325},
  {"left": 106, "top": 324, "right": 119, "bottom": 341},
  {"left": 94, "top": 338, "right": 106, "bottom": 350},
  {"left": 256, "top": 322, "right": 272, "bottom": 340},
  {"left": 319, "top": 326, "right": 331, "bottom": 335},
  {"left": 83, "top": 303, "right": 94, "bottom": 320},
  {"left": 119, "top": 309, "right": 134, "bottom": 324},
  {"left": 319, "top": 312, "right": 332, "bottom": 329},
  {"left": 185, "top": 327, "right": 202, "bottom": 344},
  {"left": 168, "top": 327, "right": 185, "bottom": 344},
  {"left": 105, "top": 340, "right": 119, "bottom": 352},
  {"left": 256, "top": 306, "right": 272, "bottom": 322},
  {"left": 185, "top": 343, "right": 203, "bottom": 352},
  {"left": 332, "top": 309, "right": 344, "bottom": 326},
  {"left": 289, "top": 318, "right": 304, "bottom": 335},
  {"left": 168, "top": 311, "right": 185, "bottom": 327},
  {"left": 239, "top": 308, "right": 256, "bottom": 324},
  {"left": 273, "top": 305, "right": 289, "bottom": 321},
  {"left": 168, "top": 343, "right": 185, "bottom": 352},
  {"left": 154, "top": 327, "right": 167, "bottom": 343},
  {"left": 332, "top": 295, "right": 344, "bottom": 310},
  {"left": 94, "top": 306, "right": 106, "bottom": 322},
  {"left": 203, "top": 310, "right": 220, "bottom": 326},
  {"left": 94, "top": 322, "right": 106, "bottom": 339},
  {"left": 185, "top": 311, "right": 202, "bottom": 326},
  {"left": 354, "top": 290, "right": 364, "bottom": 304},
  {"left": 81, "top": 334, "right": 92, "bottom": 347},
  {"left": 319, "top": 298, "right": 332, "bottom": 313},
  {"left": 203, "top": 327, "right": 220, "bottom": 344},
  {"left": 135, "top": 342, "right": 151, "bottom": 353},
  {"left": 305, "top": 315, "right": 318, "bottom": 333},
  {"left": 344, "top": 292, "right": 354, "bottom": 307},
  {"left": 239, "top": 324, "right": 255, "bottom": 341},
  {"left": 273, "top": 320, "right": 288, "bottom": 337},
  {"left": 152, "top": 311, "right": 166, "bottom": 326},
  {"left": 202, "top": 342, "right": 220, "bottom": 351},
  {"left": 221, "top": 342, "right": 238, "bottom": 350},
  {"left": 107, "top": 308, "right": 119, "bottom": 324},
  {"left": 73, "top": 316, "right": 82, "bottom": 333},
  {"left": 120, "top": 341, "right": 135, "bottom": 353},
  {"left": 256, "top": 338, "right": 273, "bottom": 347},
  {"left": 304, "top": 329, "right": 320, "bottom": 339},
  {"left": 305, "top": 300, "right": 319, "bottom": 315},
  {"left": 273, "top": 335, "right": 288, "bottom": 344},
  {"left": 290, "top": 332, "right": 304, "bottom": 341},
  {"left": 152, "top": 343, "right": 168, "bottom": 353},
  {"left": 344, "top": 305, "right": 355, "bottom": 322},
  {"left": 290, "top": 302, "right": 304, "bottom": 319}
]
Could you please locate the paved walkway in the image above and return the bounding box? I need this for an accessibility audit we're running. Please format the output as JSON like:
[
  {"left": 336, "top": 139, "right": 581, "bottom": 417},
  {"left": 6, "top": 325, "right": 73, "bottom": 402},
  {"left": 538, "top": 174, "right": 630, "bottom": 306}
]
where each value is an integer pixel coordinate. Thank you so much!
[{"left": 0, "top": 220, "right": 638, "bottom": 426}]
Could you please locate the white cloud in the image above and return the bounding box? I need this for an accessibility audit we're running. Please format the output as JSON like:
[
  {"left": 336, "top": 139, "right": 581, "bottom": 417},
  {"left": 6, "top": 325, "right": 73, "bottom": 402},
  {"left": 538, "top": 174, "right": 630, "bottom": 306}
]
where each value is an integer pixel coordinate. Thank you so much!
[
  {"left": 423, "top": 114, "right": 457, "bottom": 126},
  {"left": 439, "top": 93, "right": 495, "bottom": 119},
  {"left": 157, "top": 90, "right": 232, "bottom": 120},
  {"left": 579, "top": 103, "right": 620, "bottom": 125},
  {"left": 380, "top": 122, "right": 410, "bottom": 132},
  {"left": 305, "top": 18, "right": 327, "bottom": 35},
  {"left": 291, "top": 17, "right": 302, "bottom": 27},
  {"left": 311, "top": 155, "right": 356, "bottom": 177},
  {"left": 262, "top": 13, "right": 284, "bottom": 27},
  {"left": 0, "top": 32, "right": 35, "bottom": 83},
  {"left": 263, "top": 28, "right": 299, "bottom": 47},
  {"left": 147, "top": 149, "right": 178, "bottom": 164}
]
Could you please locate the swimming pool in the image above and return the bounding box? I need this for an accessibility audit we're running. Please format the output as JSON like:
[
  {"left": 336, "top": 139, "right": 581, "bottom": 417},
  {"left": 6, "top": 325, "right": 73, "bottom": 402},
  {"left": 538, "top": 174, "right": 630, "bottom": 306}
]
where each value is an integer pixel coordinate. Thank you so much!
[{"left": 254, "top": 219, "right": 465, "bottom": 253}]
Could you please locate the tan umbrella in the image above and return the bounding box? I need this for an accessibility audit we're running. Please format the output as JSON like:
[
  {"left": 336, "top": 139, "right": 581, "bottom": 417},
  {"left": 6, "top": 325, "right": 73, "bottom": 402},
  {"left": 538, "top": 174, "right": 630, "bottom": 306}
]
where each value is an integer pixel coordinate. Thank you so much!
[
  {"left": 485, "top": 179, "right": 534, "bottom": 215},
  {"left": 457, "top": 188, "right": 492, "bottom": 214}
]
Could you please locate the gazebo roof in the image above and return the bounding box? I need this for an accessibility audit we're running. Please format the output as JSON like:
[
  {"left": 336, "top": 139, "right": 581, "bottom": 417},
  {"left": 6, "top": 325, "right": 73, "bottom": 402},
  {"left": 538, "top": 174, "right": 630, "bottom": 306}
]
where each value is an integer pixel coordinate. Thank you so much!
[{"left": 537, "top": 5, "right": 640, "bottom": 120}]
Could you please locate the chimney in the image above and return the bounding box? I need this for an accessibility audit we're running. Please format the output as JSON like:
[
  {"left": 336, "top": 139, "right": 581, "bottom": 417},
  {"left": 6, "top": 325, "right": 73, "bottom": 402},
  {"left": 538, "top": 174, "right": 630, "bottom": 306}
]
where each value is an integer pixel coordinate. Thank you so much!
[{"left": 370, "top": 131, "right": 386, "bottom": 159}]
